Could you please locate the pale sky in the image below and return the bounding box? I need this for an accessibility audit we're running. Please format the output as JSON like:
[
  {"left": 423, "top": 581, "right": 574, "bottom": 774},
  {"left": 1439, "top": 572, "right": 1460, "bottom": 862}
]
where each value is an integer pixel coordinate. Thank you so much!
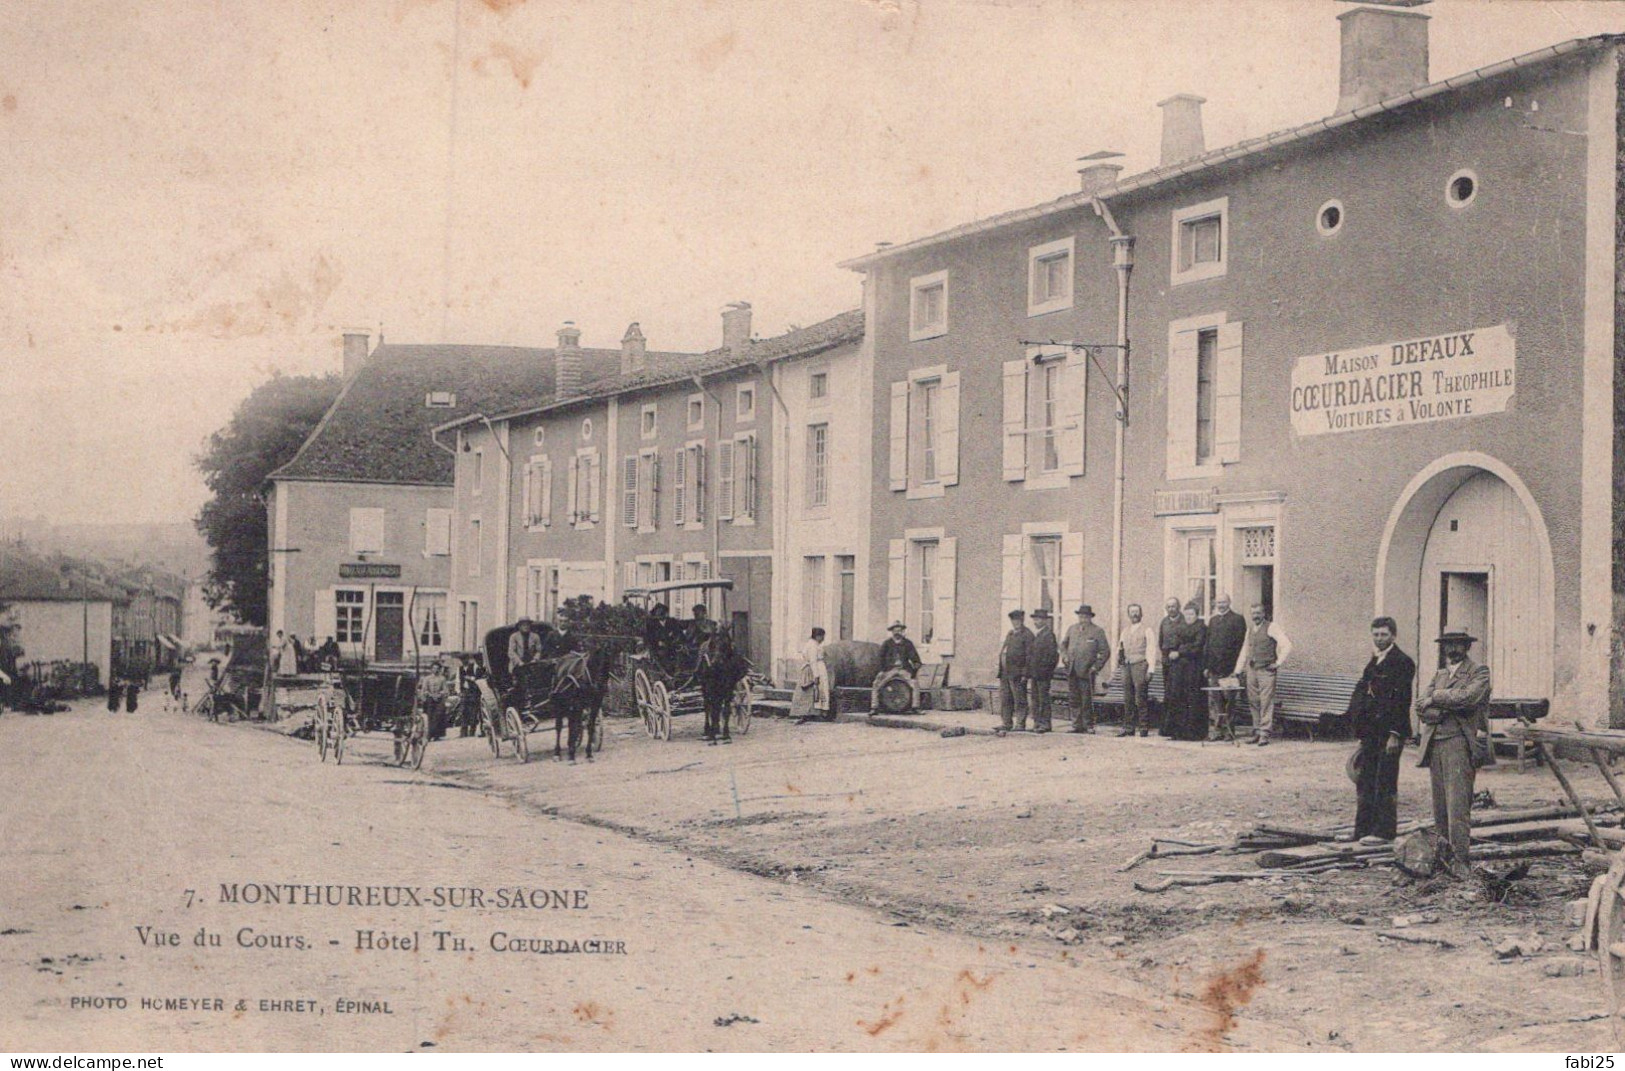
[{"left": 2, "top": 0, "right": 1621, "bottom": 525}]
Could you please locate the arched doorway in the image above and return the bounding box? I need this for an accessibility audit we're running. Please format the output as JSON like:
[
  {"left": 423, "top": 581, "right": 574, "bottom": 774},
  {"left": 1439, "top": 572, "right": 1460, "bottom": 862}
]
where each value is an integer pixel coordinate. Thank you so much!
[{"left": 1375, "top": 454, "right": 1554, "bottom": 699}]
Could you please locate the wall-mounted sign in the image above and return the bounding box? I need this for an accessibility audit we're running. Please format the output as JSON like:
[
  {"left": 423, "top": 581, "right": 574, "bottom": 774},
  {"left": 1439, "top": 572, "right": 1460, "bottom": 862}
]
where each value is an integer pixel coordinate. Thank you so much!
[
  {"left": 340, "top": 562, "right": 401, "bottom": 579},
  {"left": 1154, "top": 489, "right": 1217, "bottom": 516},
  {"left": 1289, "top": 324, "right": 1515, "bottom": 437}
]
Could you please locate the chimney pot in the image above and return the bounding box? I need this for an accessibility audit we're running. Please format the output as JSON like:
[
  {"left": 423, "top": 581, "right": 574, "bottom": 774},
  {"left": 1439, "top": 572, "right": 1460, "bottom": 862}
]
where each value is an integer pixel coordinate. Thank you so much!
[
  {"left": 621, "top": 322, "right": 647, "bottom": 374},
  {"left": 555, "top": 322, "right": 584, "bottom": 398},
  {"left": 721, "top": 301, "right": 752, "bottom": 355},
  {"left": 1336, "top": 5, "right": 1429, "bottom": 114},
  {"left": 1156, "top": 94, "right": 1207, "bottom": 167},
  {"left": 342, "top": 332, "right": 369, "bottom": 378}
]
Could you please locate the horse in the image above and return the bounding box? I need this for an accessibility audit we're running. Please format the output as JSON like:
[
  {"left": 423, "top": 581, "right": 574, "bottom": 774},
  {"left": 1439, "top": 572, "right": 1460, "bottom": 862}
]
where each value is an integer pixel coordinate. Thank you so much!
[
  {"left": 696, "top": 631, "right": 751, "bottom": 744},
  {"left": 545, "top": 643, "right": 614, "bottom": 762}
]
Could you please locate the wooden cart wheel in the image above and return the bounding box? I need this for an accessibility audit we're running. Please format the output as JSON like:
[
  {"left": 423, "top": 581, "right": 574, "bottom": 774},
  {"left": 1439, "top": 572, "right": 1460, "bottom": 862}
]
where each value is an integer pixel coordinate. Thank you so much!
[
  {"left": 483, "top": 698, "right": 503, "bottom": 757},
  {"left": 393, "top": 731, "right": 407, "bottom": 766},
  {"left": 409, "top": 709, "right": 429, "bottom": 771},
  {"left": 315, "top": 697, "right": 329, "bottom": 762},
  {"left": 634, "top": 668, "right": 656, "bottom": 737},
  {"left": 1598, "top": 850, "right": 1625, "bottom": 1045},
  {"left": 332, "top": 704, "right": 346, "bottom": 765},
  {"left": 506, "top": 707, "right": 530, "bottom": 764},
  {"left": 652, "top": 680, "right": 672, "bottom": 741},
  {"left": 730, "top": 679, "right": 753, "bottom": 735}
]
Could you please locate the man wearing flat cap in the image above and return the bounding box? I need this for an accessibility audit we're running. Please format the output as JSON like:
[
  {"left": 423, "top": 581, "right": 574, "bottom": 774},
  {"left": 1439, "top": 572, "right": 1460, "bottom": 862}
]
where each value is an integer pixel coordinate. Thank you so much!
[
  {"left": 1414, "top": 629, "right": 1493, "bottom": 880},
  {"left": 1027, "top": 608, "right": 1061, "bottom": 733},
  {"left": 997, "top": 609, "right": 1033, "bottom": 732},
  {"left": 507, "top": 617, "right": 542, "bottom": 672},
  {"left": 1062, "top": 605, "right": 1110, "bottom": 734},
  {"left": 872, "top": 621, "right": 923, "bottom": 714}
]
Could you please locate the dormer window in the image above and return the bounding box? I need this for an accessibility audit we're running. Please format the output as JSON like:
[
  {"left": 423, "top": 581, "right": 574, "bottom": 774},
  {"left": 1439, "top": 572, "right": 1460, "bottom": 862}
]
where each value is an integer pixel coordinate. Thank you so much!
[
  {"left": 425, "top": 391, "right": 457, "bottom": 408},
  {"left": 1171, "top": 197, "right": 1229, "bottom": 285},
  {"left": 909, "top": 270, "right": 949, "bottom": 341}
]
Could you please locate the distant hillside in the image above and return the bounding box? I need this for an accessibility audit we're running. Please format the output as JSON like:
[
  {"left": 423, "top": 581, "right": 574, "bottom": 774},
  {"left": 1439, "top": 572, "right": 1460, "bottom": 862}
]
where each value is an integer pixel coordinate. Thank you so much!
[{"left": 0, "top": 517, "right": 210, "bottom": 578}]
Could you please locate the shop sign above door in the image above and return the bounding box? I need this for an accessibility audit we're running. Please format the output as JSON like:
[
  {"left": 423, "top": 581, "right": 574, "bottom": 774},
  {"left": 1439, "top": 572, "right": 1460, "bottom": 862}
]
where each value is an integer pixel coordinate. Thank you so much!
[
  {"left": 340, "top": 562, "right": 401, "bottom": 579},
  {"left": 1290, "top": 323, "right": 1515, "bottom": 437}
]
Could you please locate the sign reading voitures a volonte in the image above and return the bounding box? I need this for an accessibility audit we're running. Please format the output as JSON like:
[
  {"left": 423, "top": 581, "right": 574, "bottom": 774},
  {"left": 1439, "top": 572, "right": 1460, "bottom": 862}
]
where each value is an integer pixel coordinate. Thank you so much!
[
  {"left": 1289, "top": 324, "right": 1515, "bottom": 437},
  {"left": 339, "top": 562, "right": 401, "bottom": 579}
]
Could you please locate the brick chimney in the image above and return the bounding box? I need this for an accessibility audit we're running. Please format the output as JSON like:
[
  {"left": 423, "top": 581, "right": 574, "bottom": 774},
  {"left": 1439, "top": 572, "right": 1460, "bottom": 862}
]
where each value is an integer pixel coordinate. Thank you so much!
[
  {"left": 1157, "top": 94, "right": 1207, "bottom": 166},
  {"left": 1336, "top": 5, "right": 1430, "bottom": 114},
  {"left": 620, "top": 322, "right": 647, "bottom": 374},
  {"left": 555, "top": 321, "right": 583, "bottom": 398},
  {"left": 1076, "top": 151, "right": 1125, "bottom": 194},
  {"left": 722, "top": 301, "right": 752, "bottom": 355},
  {"left": 342, "top": 332, "right": 369, "bottom": 378}
]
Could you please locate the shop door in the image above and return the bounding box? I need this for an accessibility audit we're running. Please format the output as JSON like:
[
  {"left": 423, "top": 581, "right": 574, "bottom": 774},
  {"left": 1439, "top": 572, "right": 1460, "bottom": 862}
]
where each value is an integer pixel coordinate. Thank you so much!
[
  {"left": 1437, "top": 571, "right": 1490, "bottom": 670},
  {"left": 375, "top": 592, "right": 405, "bottom": 662}
]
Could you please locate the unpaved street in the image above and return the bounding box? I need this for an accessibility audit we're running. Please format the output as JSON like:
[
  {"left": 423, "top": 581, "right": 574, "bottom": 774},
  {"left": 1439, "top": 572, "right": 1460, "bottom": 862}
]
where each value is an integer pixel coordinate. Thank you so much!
[{"left": 0, "top": 698, "right": 1269, "bottom": 1052}]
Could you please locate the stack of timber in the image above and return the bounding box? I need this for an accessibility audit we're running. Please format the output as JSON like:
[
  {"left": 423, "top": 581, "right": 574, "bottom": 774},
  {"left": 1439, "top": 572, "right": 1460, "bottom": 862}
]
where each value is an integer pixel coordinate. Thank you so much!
[{"left": 1129, "top": 801, "right": 1613, "bottom": 893}]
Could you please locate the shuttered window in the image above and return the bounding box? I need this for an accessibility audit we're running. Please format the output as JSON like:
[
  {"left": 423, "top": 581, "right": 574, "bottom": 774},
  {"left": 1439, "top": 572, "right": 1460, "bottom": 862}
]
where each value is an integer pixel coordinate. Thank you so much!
[{"left": 1167, "top": 317, "right": 1243, "bottom": 478}]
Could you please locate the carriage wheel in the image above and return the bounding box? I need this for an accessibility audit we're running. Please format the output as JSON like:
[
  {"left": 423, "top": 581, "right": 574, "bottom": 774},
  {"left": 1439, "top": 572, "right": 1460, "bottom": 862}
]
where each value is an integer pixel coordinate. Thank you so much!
[
  {"left": 315, "top": 699, "right": 329, "bottom": 762},
  {"left": 651, "top": 680, "right": 672, "bottom": 742},
  {"left": 590, "top": 711, "right": 606, "bottom": 753},
  {"left": 1598, "top": 851, "right": 1625, "bottom": 1045},
  {"left": 634, "top": 668, "right": 657, "bottom": 738},
  {"left": 730, "top": 679, "right": 753, "bottom": 736},
  {"left": 408, "top": 709, "right": 429, "bottom": 771},
  {"left": 506, "top": 707, "right": 530, "bottom": 764},
  {"left": 332, "top": 705, "right": 347, "bottom": 765},
  {"left": 482, "top": 700, "right": 503, "bottom": 757}
]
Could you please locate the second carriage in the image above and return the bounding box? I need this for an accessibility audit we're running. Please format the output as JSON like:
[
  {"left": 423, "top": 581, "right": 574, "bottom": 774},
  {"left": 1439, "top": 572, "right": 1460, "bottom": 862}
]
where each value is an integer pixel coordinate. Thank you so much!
[{"left": 620, "top": 578, "right": 755, "bottom": 742}]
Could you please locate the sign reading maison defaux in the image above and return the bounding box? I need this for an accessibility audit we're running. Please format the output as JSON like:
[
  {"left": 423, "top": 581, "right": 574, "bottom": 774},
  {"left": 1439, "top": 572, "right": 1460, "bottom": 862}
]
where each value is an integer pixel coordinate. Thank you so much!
[{"left": 1289, "top": 324, "right": 1515, "bottom": 437}]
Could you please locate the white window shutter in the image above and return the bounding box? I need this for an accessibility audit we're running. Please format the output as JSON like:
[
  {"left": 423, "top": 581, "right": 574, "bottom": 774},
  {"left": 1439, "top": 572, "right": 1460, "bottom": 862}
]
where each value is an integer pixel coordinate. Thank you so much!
[
  {"left": 1002, "top": 360, "right": 1027, "bottom": 481},
  {"left": 623, "top": 560, "right": 637, "bottom": 592},
  {"left": 539, "top": 457, "right": 552, "bottom": 526},
  {"left": 315, "top": 589, "right": 336, "bottom": 648},
  {"left": 939, "top": 372, "right": 961, "bottom": 486},
  {"left": 1001, "top": 533, "right": 1024, "bottom": 621},
  {"left": 718, "top": 440, "right": 735, "bottom": 521},
  {"left": 567, "top": 459, "right": 580, "bottom": 524},
  {"left": 1060, "top": 353, "right": 1088, "bottom": 477},
  {"left": 1166, "top": 328, "right": 1200, "bottom": 475},
  {"left": 520, "top": 462, "right": 532, "bottom": 526},
  {"left": 1061, "top": 531, "right": 1085, "bottom": 613},
  {"left": 934, "top": 537, "right": 957, "bottom": 655},
  {"left": 886, "top": 539, "right": 906, "bottom": 627},
  {"left": 1215, "top": 321, "right": 1244, "bottom": 464},
  {"left": 622, "top": 456, "right": 638, "bottom": 528},
  {"left": 888, "top": 382, "right": 909, "bottom": 491},
  {"left": 515, "top": 566, "right": 527, "bottom": 618},
  {"left": 587, "top": 453, "right": 601, "bottom": 523},
  {"left": 673, "top": 448, "right": 686, "bottom": 526}
]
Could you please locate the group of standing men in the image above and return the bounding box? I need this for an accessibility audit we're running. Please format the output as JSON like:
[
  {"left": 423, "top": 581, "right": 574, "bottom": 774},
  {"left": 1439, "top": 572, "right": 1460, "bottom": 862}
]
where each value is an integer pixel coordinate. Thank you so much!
[{"left": 996, "top": 595, "right": 1291, "bottom": 744}]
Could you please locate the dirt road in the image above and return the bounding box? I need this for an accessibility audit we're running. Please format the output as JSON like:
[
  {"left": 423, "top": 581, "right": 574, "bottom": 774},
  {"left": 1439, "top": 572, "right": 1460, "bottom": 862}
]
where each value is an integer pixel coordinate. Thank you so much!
[
  {"left": 427, "top": 708, "right": 1619, "bottom": 1052},
  {"left": 0, "top": 699, "right": 1270, "bottom": 1052}
]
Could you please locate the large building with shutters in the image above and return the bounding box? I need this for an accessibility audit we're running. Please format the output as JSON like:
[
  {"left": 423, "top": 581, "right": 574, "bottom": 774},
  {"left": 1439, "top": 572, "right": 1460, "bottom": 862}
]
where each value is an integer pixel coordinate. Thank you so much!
[
  {"left": 266, "top": 333, "right": 617, "bottom": 664},
  {"left": 844, "top": 9, "right": 1625, "bottom": 721},
  {"left": 439, "top": 307, "right": 864, "bottom": 673}
]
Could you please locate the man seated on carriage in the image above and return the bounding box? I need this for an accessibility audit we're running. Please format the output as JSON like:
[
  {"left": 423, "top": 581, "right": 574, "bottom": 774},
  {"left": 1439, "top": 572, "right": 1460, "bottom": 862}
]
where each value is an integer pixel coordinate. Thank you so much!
[
  {"left": 416, "top": 661, "right": 453, "bottom": 741},
  {"left": 507, "top": 617, "right": 544, "bottom": 708}
]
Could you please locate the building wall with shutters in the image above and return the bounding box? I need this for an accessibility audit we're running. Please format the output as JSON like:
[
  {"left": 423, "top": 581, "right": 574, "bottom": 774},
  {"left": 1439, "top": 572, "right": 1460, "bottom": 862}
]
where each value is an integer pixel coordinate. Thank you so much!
[{"left": 860, "top": 54, "right": 1604, "bottom": 708}]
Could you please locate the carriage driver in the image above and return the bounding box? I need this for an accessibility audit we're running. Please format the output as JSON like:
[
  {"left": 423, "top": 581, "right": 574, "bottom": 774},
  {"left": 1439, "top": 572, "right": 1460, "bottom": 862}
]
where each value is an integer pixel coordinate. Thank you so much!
[{"left": 508, "top": 618, "right": 544, "bottom": 707}]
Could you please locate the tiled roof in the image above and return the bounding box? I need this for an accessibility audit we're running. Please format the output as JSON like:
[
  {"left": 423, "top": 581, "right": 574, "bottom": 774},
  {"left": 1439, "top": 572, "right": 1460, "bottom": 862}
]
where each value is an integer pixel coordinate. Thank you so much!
[
  {"left": 839, "top": 34, "right": 1623, "bottom": 270},
  {"left": 451, "top": 309, "right": 865, "bottom": 428},
  {"left": 271, "top": 342, "right": 685, "bottom": 486},
  {"left": 0, "top": 546, "right": 120, "bottom": 603}
]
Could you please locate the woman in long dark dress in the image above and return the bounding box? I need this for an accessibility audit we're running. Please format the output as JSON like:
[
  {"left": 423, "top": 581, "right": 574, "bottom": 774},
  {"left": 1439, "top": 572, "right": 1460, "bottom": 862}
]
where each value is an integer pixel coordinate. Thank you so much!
[{"left": 1167, "top": 603, "right": 1209, "bottom": 741}]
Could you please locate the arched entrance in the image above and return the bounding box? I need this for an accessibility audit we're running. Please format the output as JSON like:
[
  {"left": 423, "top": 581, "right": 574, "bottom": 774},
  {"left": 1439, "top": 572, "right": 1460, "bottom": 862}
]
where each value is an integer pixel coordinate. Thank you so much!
[{"left": 1375, "top": 453, "right": 1554, "bottom": 699}]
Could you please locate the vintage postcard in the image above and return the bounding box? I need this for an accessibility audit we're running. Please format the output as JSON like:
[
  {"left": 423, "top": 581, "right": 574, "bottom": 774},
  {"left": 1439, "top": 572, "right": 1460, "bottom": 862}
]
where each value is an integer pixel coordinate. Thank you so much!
[{"left": 6, "top": 0, "right": 1625, "bottom": 1056}]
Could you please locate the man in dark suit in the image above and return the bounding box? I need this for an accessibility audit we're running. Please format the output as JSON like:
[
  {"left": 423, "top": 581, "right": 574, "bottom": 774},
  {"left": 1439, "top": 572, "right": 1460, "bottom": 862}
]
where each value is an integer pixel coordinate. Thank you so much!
[
  {"left": 872, "top": 622, "right": 923, "bottom": 713},
  {"left": 997, "top": 609, "right": 1032, "bottom": 732},
  {"left": 1063, "top": 604, "right": 1110, "bottom": 734},
  {"left": 1414, "top": 629, "right": 1493, "bottom": 880},
  {"left": 1026, "top": 608, "right": 1061, "bottom": 733},
  {"left": 1347, "top": 616, "right": 1417, "bottom": 844},
  {"left": 1202, "top": 594, "right": 1248, "bottom": 741}
]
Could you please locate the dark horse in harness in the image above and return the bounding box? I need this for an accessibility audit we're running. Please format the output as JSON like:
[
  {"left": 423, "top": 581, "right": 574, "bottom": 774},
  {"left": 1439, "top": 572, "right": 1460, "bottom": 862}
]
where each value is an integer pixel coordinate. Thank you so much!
[
  {"left": 696, "top": 628, "right": 751, "bottom": 745},
  {"left": 511, "top": 639, "right": 613, "bottom": 762}
]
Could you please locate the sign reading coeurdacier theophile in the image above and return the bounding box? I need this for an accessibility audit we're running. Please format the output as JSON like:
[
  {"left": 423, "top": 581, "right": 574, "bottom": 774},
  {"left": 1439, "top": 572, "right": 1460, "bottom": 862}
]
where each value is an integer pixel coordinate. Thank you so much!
[
  {"left": 339, "top": 562, "right": 401, "bottom": 579},
  {"left": 1289, "top": 324, "right": 1516, "bottom": 437}
]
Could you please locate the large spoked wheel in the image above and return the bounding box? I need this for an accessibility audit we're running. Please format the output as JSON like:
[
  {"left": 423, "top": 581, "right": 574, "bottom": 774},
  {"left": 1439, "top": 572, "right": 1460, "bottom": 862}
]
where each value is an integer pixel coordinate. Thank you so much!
[
  {"left": 332, "top": 703, "right": 347, "bottom": 765},
  {"left": 635, "top": 668, "right": 658, "bottom": 739},
  {"left": 730, "top": 679, "right": 753, "bottom": 736},
  {"left": 651, "top": 680, "right": 672, "bottom": 742},
  {"left": 1599, "top": 851, "right": 1625, "bottom": 1045},
  {"left": 407, "top": 709, "right": 430, "bottom": 771},
  {"left": 506, "top": 707, "right": 530, "bottom": 764},
  {"left": 392, "top": 733, "right": 407, "bottom": 765},
  {"left": 482, "top": 698, "right": 503, "bottom": 758},
  {"left": 590, "top": 711, "right": 606, "bottom": 753},
  {"left": 315, "top": 698, "right": 330, "bottom": 762}
]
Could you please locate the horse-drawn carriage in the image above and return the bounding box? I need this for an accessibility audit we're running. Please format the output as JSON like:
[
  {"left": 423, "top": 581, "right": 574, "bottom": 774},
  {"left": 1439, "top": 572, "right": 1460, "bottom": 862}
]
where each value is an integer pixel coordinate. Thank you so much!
[
  {"left": 621, "top": 579, "right": 755, "bottom": 743},
  {"left": 275, "top": 664, "right": 432, "bottom": 769},
  {"left": 478, "top": 621, "right": 615, "bottom": 764}
]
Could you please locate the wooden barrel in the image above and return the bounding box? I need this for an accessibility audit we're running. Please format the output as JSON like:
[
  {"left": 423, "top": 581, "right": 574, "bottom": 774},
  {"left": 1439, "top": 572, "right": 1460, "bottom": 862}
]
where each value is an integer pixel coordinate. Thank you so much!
[{"left": 823, "top": 640, "right": 882, "bottom": 689}]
